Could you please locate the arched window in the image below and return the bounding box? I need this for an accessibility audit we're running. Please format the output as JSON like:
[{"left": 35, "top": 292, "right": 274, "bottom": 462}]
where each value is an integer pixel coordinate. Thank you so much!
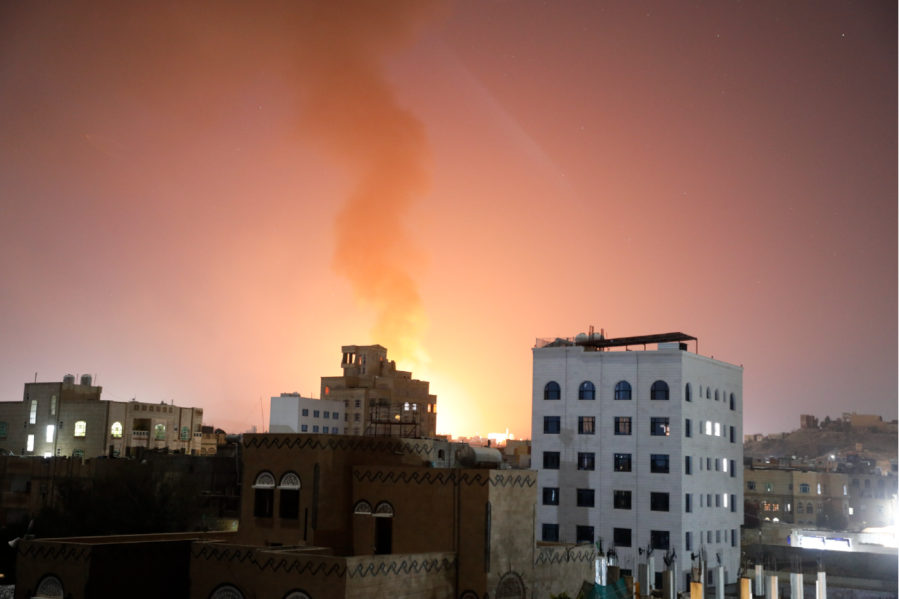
[
  {"left": 354, "top": 500, "right": 372, "bottom": 515},
  {"left": 650, "top": 381, "right": 669, "bottom": 400},
  {"left": 797, "top": 503, "right": 804, "bottom": 513},
  {"left": 685, "top": 383, "right": 692, "bottom": 402},
  {"left": 36, "top": 576, "right": 64, "bottom": 598},
  {"left": 578, "top": 381, "right": 595, "bottom": 400},
  {"left": 210, "top": 585, "right": 244, "bottom": 599},
  {"left": 543, "top": 381, "right": 561, "bottom": 400},
  {"left": 715, "top": 390, "right": 719, "bottom": 401},
  {"left": 154, "top": 424, "right": 166, "bottom": 440},
  {"left": 864, "top": 479, "right": 870, "bottom": 488},
  {"left": 437, "top": 449, "right": 445, "bottom": 459},
  {"left": 283, "top": 592, "right": 311, "bottom": 599},
  {"left": 706, "top": 387, "right": 711, "bottom": 399},
  {"left": 806, "top": 503, "right": 814, "bottom": 514},
  {"left": 614, "top": 381, "right": 632, "bottom": 400},
  {"left": 110, "top": 422, "right": 123, "bottom": 438},
  {"left": 253, "top": 472, "right": 275, "bottom": 518},
  {"left": 181, "top": 426, "right": 190, "bottom": 441},
  {"left": 730, "top": 393, "right": 735, "bottom": 410},
  {"left": 74, "top": 421, "right": 87, "bottom": 437},
  {"left": 278, "top": 473, "right": 301, "bottom": 520},
  {"left": 374, "top": 501, "right": 394, "bottom": 517}
]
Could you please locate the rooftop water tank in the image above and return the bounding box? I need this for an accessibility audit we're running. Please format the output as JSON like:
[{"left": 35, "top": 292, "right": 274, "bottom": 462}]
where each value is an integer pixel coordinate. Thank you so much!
[
  {"left": 80, "top": 374, "right": 92, "bottom": 386},
  {"left": 63, "top": 374, "right": 75, "bottom": 384},
  {"left": 456, "top": 446, "right": 503, "bottom": 469}
]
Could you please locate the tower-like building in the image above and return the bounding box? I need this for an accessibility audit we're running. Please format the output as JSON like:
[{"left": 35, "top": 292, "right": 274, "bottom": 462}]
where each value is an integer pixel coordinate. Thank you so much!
[
  {"left": 531, "top": 332, "right": 743, "bottom": 592},
  {"left": 320, "top": 345, "right": 438, "bottom": 438}
]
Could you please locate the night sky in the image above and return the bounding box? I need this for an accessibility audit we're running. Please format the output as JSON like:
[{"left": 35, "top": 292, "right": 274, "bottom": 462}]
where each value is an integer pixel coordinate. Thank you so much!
[{"left": 0, "top": 1, "right": 895, "bottom": 438}]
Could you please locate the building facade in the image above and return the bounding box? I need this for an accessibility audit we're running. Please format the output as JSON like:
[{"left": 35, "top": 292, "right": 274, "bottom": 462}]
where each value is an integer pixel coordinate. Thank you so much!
[
  {"left": 269, "top": 393, "right": 346, "bottom": 435},
  {"left": 743, "top": 465, "right": 850, "bottom": 527},
  {"left": 0, "top": 376, "right": 204, "bottom": 458},
  {"left": 320, "top": 345, "right": 438, "bottom": 438},
  {"left": 531, "top": 334, "right": 744, "bottom": 592}
]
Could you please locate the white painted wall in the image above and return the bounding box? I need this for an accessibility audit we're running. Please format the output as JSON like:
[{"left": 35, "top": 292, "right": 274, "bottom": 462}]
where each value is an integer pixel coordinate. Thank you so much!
[{"left": 270, "top": 395, "right": 346, "bottom": 435}]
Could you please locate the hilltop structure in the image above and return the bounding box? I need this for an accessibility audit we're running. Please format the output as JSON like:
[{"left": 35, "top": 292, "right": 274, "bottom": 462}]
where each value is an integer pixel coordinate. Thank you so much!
[{"left": 320, "top": 345, "right": 438, "bottom": 438}]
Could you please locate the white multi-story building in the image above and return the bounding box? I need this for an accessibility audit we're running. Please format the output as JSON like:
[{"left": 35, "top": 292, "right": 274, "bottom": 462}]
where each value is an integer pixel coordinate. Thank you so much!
[
  {"left": 531, "top": 332, "right": 743, "bottom": 592},
  {"left": 269, "top": 393, "right": 345, "bottom": 435}
]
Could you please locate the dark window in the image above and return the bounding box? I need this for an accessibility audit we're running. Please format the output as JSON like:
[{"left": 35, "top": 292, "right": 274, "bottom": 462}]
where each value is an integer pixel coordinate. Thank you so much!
[
  {"left": 615, "top": 417, "right": 632, "bottom": 435},
  {"left": 614, "top": 453, "right": 632, "bottom": 472},
  {"left": 614, "top": 381, "right": 632, "bottom": 400},
  {"left": 279, "top": 489, "right": 300, "bottom": 519},
  {"left": 730, "top": 393, "right": 735, "bottom": 410},
  {"left": 312, "top": 425, "right": 319, "bottom": 433},
  {"left": 715, "top": 458, "right": 720, "bottom": 471},
  {"left": 650, "top": 381, "right": 670, "bottom": 400},
  {"left": 650, "top": 530, "right": 670, "bottom": 551},
  {"left": 578, "top": 416, "right": 595, "bottom": 435},
  {"left": 685, "top": 418, "right": 692, "bottom": 438},
  {"left": 650, "top": 454, "right": 670, "bottom": 473},
  {"left": 729, "top": 460, "right": 735, "bottom": 477},
  {"left": 686, "top": 531, "right": 692, "bottom": 551},
  {"left": 542, "top": 523, "right": 559, "bottom": 542},
  {"left": 313, "top": 410, "right": 320, "bottom": 417},
  {"left": 730, "top": 426, "right": 735, "bottom": 443},
  {"left": 614, "top": 490, "right": 632, "bottom": 509},
  {"left": 716, "top": 530, "right": 721, "bottom": 543},
  {"left": 706, "top": 457, "right": 711, "bottom": 471},
  {"left": 707, "top": 494, "right": 712, "bottom": 507},
  {"left": 651, "top": 417, "right": 670, "bottom": 436},
  {"left": 578, "top": 381, "right": 596, "bottom": 400},
  {"left": 731, "top": 529, "right": 737, "bottom": 547},
  {"left": 730, "top": 494, "right": 736, "bottom": 512},
  {"left": 649, "top": 453, "right": 668, "bottom": 474},
  {"left": 685, "top": 383, "right": 692, "bottom": 402},
  {"left": 715, "top": 494, "right": 721, "bottom": 507},
  {"left": 614, "top": 527, "right": 632, "bottom": 547},
  {"left": 685, "top": 493, "right": 692, "bottom": 513},
  {"left": 577, "top": 452, "right": 595, "bottom": 471},
  {"left": 715, "top": 390, "right": 719, "bottom": 402},
  {"left": 650, "top": 492, "right": 670, "bottom": 512},
  {"left": 576, "top": 489, "right": 595, "bottom": 507},
  {"left": 544, "top": 381, "right": 561, "bottom": 400},
  {"left": 254, "top": 488, "right": 274, "bottom": 518},
  {"left": 706, "top": 388, "right": 711, "bottom": 399},
  {"left": 543, "top": 452, "right": 560, "bottom": 470},
  {"left": 685, "top": 456, "right": 692, "bottom": 475},
  {"left": 576, "top": 525, "right": 594, "bottom": 544},
  {"left": 543, "top": 487, "right": 560, "bottom": 506},
  {"left": 544, "top": 416, "right": 561, "bottom": 434},
  {"left": 302, "top": 409, "right": 309, "bottom": 416}
]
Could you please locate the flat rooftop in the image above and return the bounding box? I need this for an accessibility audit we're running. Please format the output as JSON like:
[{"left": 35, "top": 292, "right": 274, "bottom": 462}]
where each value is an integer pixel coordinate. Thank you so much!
[{"left": 535, "top": 332, "right": 697, "bottom": 352}]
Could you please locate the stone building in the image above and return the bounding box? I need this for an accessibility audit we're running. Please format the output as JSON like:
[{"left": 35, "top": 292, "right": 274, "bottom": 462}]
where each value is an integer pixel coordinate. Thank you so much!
[
  {"left": 320, "top": 345, "right": 438, "bottom": 438},
  {"left": 743, "top": 465, "right": 850, "bottom": 527},
  {"left": 846, "top": 474, "right": 897, "bottom": 528},
  {"left": 531, "top": 332, "right": 744, "bottom": 592},
  {"left": 842, "top": 412, "right": 898, "bottom": 433},
  {"left": 15, "top": 433, "right": 595, "bottom": 598},
  {"left": 0, "top": 376, "right": 204, "bottom": 458}
]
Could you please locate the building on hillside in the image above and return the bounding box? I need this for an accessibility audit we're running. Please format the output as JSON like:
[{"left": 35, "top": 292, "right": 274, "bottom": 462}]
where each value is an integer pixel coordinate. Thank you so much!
[
  {"left": 531, "top": 331, "right": 744, "bottom": 592},
  {"left": 842, "top": 412, "right": 898, "bottom": 433},
  {"left": 15, "top": 433, "right": 595, "bottom": 599},
  {"left": 799, "top": 415, "right": 819, "bottom": 429},
  {"left": 0, "top": 376, "right": 204, "bottom": 459},
  {"left": 269, "top": 393, "right": 346, "bottom": 435},
  {"left": 320, "top": 345, "right": 438, "bottom": 438},
  {"left": 743, "top": 464, "right": 850, "bottom": 528}
]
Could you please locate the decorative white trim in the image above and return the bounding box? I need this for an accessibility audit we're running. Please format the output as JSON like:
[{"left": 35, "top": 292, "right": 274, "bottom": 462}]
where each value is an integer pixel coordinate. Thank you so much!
[
  {"left": 210, "top": 585, "right": 244, "bottom": 599},
  {"left": 354, "top": 501, "right": 372, "bottom": 515},
  {"left": 278, "top": 473, "right": 301, "bottom": 489},
  {"left": 252, "top": 472, "right": 275, "bottom": 489},
  {"left": 373, "top": 501, "right": 394, "bottom": 517},
  {"left": 35, "top": 575, "right": 64, "bottom": 598}
]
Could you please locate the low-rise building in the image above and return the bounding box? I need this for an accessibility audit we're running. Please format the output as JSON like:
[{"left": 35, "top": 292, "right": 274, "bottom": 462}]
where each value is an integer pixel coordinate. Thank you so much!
[
  {"left": 846, "top": 474, "right": 897, "bottom": 528},
  {"left": 269, "top": 393, "right": 346, "bottom": 434},
  {"left": 0, "top": 376, "right": 204, "bottom": 458},
  {"left": 743, "top": 464, "right": 850, "bottom": 528}
]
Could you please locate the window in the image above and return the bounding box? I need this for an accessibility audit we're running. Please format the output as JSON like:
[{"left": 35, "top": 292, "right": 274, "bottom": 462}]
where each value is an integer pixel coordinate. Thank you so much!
[
  {"left": 685, "top": 456, "right": 692, "bottom": 475},
  {"left": 614, "top": 490, "right": 632, "bottom": 510},
  {"left": 700, "top": 495, "right": 704, "bottom": 508},
  {"left": 650, "top": 530, "right": 670, "bottom": 551},
  {"left": 544, "top": 416, "right": 561, "bottom": 434},
  {"left": 705, "top": 421, "right": 712, "bottom": 435},
  {"left": 576, "top": 525, "right": 594, "bottom": 544},
  {"left": 730, "top": 460, "right": 736, "bottom": 477},
  {"left": 650, "top": 454, "right": 670, "bottom": 473},
  {"left": 354, "top": 413, "right": 361, "bottom": 422},
  {"left": 716, "top": 530, "right": 721, "bottom": 543},
  {"left": 154, "top": 424, "right": 165, "bottom": 440},
  {"left": 650, "top": 381, "right": 670, "bottom": 400},
  {"left": 29, "top": 400, "right": 37, "bottom": 424},
  {"left": 302, "top": 408, "right": 309, "bottom": 417},
  {"left": 730, "top": 393, "right": 735, "bottom": 410},
  {"left": 723, "top": 459, "right": 728, "bottom": 473},
  {"left": 685, "top": 418, "right": 692, "bottom": 438},
  {"left": 253, "top": 480, "right": 275, "bottom": 518},
  {"left": 301, "top": 425, "right": 308, "bottom": 432},
  {"left": 45, "top": 425, "right": 54, "bottom": 443},
  {"left": 576, "top": 489, "right": 595, "bottom": 507},
  {"left": 748, "top": 481, "right": 756, "bottom": 490},
  {"left": 650, "top": 492, "right": 670, "bottom": 512},
  {"left": 543, "top": 487, "right": 560, "bottom": 506},
  {"left": 544, "top": 381, "right": 561, "bottom": 400},
  {"left": 180, "top": 426, "right": 189, "bottom": 441},
  {"left": 651, "top": 417, "right": 670, "bottom": 436},
  {"left": 685, "top": 383, "right": 692, "bottom": 402},
  {"left": 797, "top": 503, "right": 804, "bottom": 513},
  {"left": 542, "top": 523, "right": 560, "bottom": 542},
  {"left": 614, "top": 381, "right": 632, "bottom": 400},
  {"left": 799, "top": 483, "right": 810, "bottom": 494},
  {"left": 543, "top": 452, "right": 560, "bottom": 470},
  {"left": 714, "top": 422, "right": 721, "bottom": 436},
  {"left": 577, "top": 452, "right": 595, "bottom": 471},
  {"left": 716, "top": 459, "right": 721, "bottom": 472},
  {"left": 614, "top": 527, "right": 632, "bottom": 547},
  {"left": 864, "top": 479, "right": 870, "bottom": 488},
  {"left": 354, "top": 399, "right": 361, "bottom": 408},
  {"left": 706, "top": 387, "right": 711, "bottom": 399},
  {"left": 0, "top": 422, "right": 7, "bottom": 438},
  {"left": 312, "top": 426, "right": 319, "bottom": 433},
  {"left": 324, "top": 411, "right": 330, "bottom": 419},
  {"left": 278, "top": 473, "right": 301, "bottom": 520},
  {"left": 685, "top": 493, "right": 692, "bottom": 512},
  {"left": 74, "top": 421, "right": 87, "bottom": 437},
  {"left": 313, "top": 410, "right": 320, "bottom": 418},
  {"left": 707, "top": 493, "right": 712, "bottom": 507},
  {"left": 817, "top": 483, "right": 822, "bottom": 494},
  {"left": 578, "top": 417, "right": 595, "bottom": 435},
  {"left": 806, "top": 503, "right": 814, "bottom": 514},
  {"left": 715, "top": 390, "right": 719, "bottom": 401},
  {"left": 730, "top": 495, "right": 736, "bottom": 512},
  {"left": 50, "top": 395, "right": 56, "bottom": 416},
  {"left": 614, "top": 453, "right": 632, "bottom": 472},
  {"left": 322, "top": 427, "right": 329, "bottom": 434},
  {"left": 578, "top": 381, "right": 596, "bottom": 400},
  {"left": 730, "top": 426, "right": 735, "bottom": 443},
  {"left": 344, "top": 414, "right": 348, "bottom": 421},
  {"left": 685, "top": 531, "right": 692, "bottom": 551},
  {"left": 706, "top": 531, "right": 712, "bottom": 544},
  {"left": 615, "top": 417, "right": 632, "bottom": 435},
  {"left": 731, "top": 529, "right": 737, "bottom": 547},
  {"left": 715, "top": 494, "right": 721, "bottom": 507}
]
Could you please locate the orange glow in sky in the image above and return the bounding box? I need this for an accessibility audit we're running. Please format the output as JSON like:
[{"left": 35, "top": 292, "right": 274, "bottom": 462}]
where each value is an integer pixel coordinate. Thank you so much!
[{"left": 0, "top": 1, "right": 895, "bottom": 438}]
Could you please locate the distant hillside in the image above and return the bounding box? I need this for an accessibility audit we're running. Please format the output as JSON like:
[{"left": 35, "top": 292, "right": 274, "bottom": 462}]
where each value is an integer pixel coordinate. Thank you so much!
[{"left": 743, "top": 428, "right": 897, "bottom": 461}]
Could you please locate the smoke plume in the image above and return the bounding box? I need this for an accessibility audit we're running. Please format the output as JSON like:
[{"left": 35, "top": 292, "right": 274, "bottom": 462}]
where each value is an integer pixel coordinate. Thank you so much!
[{"left": 292, "top": 2, "right": 446, "bottom": 366}]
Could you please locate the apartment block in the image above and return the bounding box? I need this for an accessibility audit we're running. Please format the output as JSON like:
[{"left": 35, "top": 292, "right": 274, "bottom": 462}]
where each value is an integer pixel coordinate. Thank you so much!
[
  {"left": 531, "top": 332, "right": 744, "bottom": 592},
  {"left": 270, "top": 393, "right": 346, "bottom": 434}
]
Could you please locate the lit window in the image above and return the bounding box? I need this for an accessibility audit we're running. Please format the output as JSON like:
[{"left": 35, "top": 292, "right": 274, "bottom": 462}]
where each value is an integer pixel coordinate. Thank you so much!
[
  {"left": 843, "top": 485, "right": 847, "bottom": 496},
  {"left": 181, "top": 426, "right": 190, "bottom": 441},
  {"left": 27, "top": 434, "right": 34, "bottom": 451},
  {"left": 74, "top": 421, "right": 87, "bottom": 437},
  {"left": 705, "top": 421, "right": 712, "bottom": 435},
  {"left": 154, "top": 424, "right": 165, "bottom": 440},
  {"left": 324, "top": 386, "right": 330, "bottom": 395},
  {"left": 723, "top": 493, "right": 729, "bottom": 508},
  {"left": 817, "top": 483, "right": 822, "bottom": 495},
  {"left": 29, "top": 400, "right": 37, "bottom": 424},
  {"left": 50, "top": 395, "right": 56, "bottom": 416},
  {"left": 723, "top": 459, "right": 728, "bottom": 473},
  {"left": 111, "top": 422, "right": 123, "bottom": 438},
  {"left": 404, "top": 402, "right": 410, "bottom": 411},
  {"left": 714, "top": 422, "right": 721, "bottom": 436},
  {"left": 45, "top": 425, "right": 54, "bottom": 443}
]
